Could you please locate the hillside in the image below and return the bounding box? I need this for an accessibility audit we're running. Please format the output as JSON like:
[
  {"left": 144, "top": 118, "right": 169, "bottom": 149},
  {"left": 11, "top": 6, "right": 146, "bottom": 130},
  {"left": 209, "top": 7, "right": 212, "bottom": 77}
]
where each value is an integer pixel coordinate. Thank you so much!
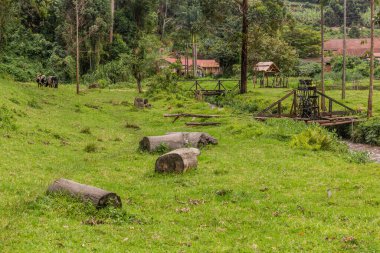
[{"left": 0, "top": 80, "right": 379, "bottom": 252}]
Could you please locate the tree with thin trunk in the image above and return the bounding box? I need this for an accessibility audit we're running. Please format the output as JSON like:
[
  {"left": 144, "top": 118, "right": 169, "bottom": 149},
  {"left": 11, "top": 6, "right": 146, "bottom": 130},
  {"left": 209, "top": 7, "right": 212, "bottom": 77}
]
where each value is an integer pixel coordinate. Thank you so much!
[
  {"left": 75, "top": 0, "right": 80, "bottom": 95},
  {"left": 240, "top": 0, "right": 248, "bottom": 94},
  {"left": 368, "top": 0, "right": 375, "bottom": 118},
  {"left": 342, "top": 0, "right": 347, "bottom": 100},
  {"left": 320, "top": 0, "right": 327, "bottom": 111},
  {"left": 110, "top": 0, "right": 114, "bottom": 43}
]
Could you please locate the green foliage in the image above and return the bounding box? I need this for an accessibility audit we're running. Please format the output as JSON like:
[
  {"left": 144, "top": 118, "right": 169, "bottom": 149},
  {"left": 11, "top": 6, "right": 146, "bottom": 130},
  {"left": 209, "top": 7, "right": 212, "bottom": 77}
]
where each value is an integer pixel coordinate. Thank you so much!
[
  {"left": 352, "top": 118, "right": 380, "bottom": 145},
  {"left": 283, "top": 26, "right": 320, "bottom": 58},
  {"left": 290, "top": 125, "right": 339, "bottom": 151},
  {"left": 296, "top": 61, "right": 322, "bottom": 77},
  {"left": 146, "top": 68, "right": 181, "bottom": 96}
]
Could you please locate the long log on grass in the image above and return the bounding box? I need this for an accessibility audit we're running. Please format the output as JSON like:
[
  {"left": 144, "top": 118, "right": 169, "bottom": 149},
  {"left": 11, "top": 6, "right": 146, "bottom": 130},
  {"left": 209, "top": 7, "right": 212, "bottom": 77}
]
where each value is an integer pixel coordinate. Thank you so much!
[
  {"left": 164, "top": 113, "right": 222, "bottom": 123},
  {"left": 47, "top": 178, "right": 122, "bottom": 208},
  {"left": 140, "top": 132, "right": 217, "bottom": 152},
  {"left": 155, "top": 148, "right": 201, "bottom": 173},
  {"left": 186, "top": 122, "right": 221, "bottom": 127}
]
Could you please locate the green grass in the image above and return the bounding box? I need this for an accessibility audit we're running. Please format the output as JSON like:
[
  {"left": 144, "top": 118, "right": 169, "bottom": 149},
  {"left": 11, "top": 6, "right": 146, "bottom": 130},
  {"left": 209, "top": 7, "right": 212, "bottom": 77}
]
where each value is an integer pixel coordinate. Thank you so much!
[{"left": 0, "top": 79, "right": 380, "bottom": 252}]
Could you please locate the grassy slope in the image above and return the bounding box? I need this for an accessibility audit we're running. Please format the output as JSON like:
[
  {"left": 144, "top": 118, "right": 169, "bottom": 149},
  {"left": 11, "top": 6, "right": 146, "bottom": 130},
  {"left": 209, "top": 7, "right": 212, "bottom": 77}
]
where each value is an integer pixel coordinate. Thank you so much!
[{"left": 0, "top": 80, "right": 379, "bottom": 252}]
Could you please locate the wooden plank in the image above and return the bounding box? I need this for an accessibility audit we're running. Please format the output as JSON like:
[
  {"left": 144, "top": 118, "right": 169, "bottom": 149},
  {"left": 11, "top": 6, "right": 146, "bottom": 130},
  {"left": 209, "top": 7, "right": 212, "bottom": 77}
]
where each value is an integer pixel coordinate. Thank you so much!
[
  {"left": 316, "top": 91, "right": 356, "bottom": 113},
  {"left": 256, "top": 90, "right": 295, "bottom": 116}
]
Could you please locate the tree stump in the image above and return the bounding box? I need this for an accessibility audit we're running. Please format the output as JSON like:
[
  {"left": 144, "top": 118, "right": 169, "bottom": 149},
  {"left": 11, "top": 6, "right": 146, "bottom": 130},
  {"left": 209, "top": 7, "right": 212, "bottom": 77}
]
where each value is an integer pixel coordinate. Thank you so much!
[
  {"left": 139, "top": 132, "right": 218, "bottom": 152},
  {"left": 134, "top": 98, "right": 151, "bottom": 108},
  {"left": 47, "top": 178, "right": 122, "bottom": 208},
  {"left": 155, "top": 148, "right": 201, "bottom": 173}
]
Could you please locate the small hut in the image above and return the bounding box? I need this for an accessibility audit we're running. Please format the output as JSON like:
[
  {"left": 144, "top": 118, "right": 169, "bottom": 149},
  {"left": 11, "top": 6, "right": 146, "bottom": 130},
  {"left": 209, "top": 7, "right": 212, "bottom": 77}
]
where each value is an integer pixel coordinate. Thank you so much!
[{"left": 253, "top": 62, "right": 287, "bottom": 88}]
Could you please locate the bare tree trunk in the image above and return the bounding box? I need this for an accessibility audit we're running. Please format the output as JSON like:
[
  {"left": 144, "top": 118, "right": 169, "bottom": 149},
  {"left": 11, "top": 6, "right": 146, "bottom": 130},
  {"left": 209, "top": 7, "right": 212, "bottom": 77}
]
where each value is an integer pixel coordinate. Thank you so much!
[
  {"left": 320, "top": 3, "right": 326, "bottom": 110},
  {"left": 160, "top": 0, "right": 168, "bottom": 41},
  {"left": 109, "top": 0, "right": 114, "bottom": 43},
  {"left": 76, "top": 0, "right": 80, "bottom": 95},
  {"left": 342, "top": 0, "right": 347, "bottom": 100},
  {"left": 192, "top": 33, "right": 196, "bottom": 78},
  {"left": 137, "top": 78, "right": 142, "bottom": 93},
  {"left": 240, "top": 0, "right": 248, "bottom": 94},
  {"left": 368, "top": 0, "right": 375, "bottom": 118}
]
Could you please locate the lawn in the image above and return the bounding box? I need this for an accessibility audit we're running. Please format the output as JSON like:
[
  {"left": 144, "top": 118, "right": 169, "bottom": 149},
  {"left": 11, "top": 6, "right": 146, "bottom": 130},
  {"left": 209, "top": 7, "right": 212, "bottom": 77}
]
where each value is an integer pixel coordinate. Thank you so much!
[{"left": 0, "top": 79, "right": 379, "bottom": 252}]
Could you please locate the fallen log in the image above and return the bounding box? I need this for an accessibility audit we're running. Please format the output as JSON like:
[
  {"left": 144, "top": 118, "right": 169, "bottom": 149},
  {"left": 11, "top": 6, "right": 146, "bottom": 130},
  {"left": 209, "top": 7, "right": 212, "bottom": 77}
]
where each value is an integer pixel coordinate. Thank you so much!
[
  {"left": 139, "top": 132, "right": 217, "bottom": 152},
  {"left": 186, "top": 122, "right": 221, "bottom": 127},
  {"left": 47, "top": 178, "right": 122, "bottom": 208},
  {"left": 155, "top": 148, "right": 201, "bottom": 173}
]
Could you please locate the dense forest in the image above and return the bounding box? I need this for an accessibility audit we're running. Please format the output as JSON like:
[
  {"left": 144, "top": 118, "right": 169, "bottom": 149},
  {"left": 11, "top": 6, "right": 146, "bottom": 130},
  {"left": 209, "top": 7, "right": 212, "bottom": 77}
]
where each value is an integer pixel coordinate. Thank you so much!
[{"left": 0, "top": 0, "right": 375, "bottom": 85}]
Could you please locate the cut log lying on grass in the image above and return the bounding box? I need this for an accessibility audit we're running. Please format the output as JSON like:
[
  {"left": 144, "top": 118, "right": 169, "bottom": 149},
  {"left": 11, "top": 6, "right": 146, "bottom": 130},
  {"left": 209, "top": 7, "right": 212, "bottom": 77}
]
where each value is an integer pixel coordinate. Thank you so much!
[
  {"left": 164, "top": 113, "right": 222, "bottom": 123},
  {"left": 139, "top": 132, "right": 218, "bottom": 152},
  {"left": 186, "top": 122, "right": 221, "bottom": 127},
  {"left": 134, "top": 97, "right": 151, "bottom": 109},
  {"left": 47, "top": 178, "right": 122, "bottom": 208},
  {"left": 155, "top": 148, "right": 201, "bottom": 173}
]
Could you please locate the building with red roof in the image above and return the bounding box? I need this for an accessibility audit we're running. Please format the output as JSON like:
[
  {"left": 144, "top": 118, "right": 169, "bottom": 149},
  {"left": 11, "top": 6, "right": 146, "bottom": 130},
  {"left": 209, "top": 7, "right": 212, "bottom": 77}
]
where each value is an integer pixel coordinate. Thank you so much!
[
  {"left": 324, "top": 38, "right": 380, "bottom": 58},
  {"left": 163, "top": 57, "right": 222, "bottom": 76}
]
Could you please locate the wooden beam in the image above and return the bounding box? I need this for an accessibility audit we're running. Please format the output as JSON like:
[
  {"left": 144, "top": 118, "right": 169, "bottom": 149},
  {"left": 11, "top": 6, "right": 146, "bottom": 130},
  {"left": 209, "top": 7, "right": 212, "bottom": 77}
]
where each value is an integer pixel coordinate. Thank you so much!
[{"left": 257, "top": 90, "right": 295, "bottom": 116}]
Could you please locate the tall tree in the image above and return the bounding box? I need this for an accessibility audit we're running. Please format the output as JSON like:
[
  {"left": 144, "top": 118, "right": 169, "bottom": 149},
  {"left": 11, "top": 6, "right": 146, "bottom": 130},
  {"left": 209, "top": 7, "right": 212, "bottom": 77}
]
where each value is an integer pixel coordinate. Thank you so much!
[
  {"left": 342, "top": 0, "right": 347, "bottom": 99},
  {"left": 240, "top": 0, "right": 248, "bottom": 94},
  {"left": 320, "top": 0, "right": 327, "bottom": 111},
  {"left": 110, "top": 0, "right": 114, "bottom": 43},
  {"left": 368, "top": 0, "right": 375, "bottom": 117},
  {"left": 75, "top": 0, "right": 81, "bottom": 94}
]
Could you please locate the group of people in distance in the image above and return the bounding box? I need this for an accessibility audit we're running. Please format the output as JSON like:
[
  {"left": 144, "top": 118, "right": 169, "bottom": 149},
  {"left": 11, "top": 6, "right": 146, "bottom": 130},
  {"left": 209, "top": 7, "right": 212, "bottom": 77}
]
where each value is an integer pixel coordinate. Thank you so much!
[{"left": 36, "top": 74, "right": 59, "bottom": 88}]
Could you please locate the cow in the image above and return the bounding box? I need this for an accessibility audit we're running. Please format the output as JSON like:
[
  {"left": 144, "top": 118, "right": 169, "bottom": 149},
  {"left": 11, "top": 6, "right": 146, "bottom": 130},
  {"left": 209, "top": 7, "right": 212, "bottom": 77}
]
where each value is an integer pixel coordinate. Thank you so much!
[
  {"left": 47, "top": 76, "right": 59, "bottom": 88},
  {"left": 36, "top": 74, "right": 47, "bottom": 87}
]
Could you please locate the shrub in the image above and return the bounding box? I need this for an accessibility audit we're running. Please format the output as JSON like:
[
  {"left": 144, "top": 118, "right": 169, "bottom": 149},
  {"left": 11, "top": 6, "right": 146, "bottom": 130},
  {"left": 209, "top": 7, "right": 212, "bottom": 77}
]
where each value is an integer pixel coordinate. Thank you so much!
[
  {"left": 80, "top": 127, "right": 92, "bottom": 135},
  {"left": 352, "top": 118, "right": 380, "bottom": 145},
  {"left": 84, "top": 143, "right": 98, "bottom": 153},
  {"left": 296, "top": 61, "right": 321, "bottom": 77},
  {"left": 290, "top": 125, "right": 338, "bottom": 151}
]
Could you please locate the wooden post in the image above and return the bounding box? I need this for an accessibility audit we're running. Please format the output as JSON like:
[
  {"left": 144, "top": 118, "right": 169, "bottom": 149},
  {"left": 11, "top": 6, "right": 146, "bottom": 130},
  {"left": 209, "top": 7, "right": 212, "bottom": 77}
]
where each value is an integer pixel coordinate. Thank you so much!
[{"left": 278, "top": 102, "right": 282, "bottom": 117}]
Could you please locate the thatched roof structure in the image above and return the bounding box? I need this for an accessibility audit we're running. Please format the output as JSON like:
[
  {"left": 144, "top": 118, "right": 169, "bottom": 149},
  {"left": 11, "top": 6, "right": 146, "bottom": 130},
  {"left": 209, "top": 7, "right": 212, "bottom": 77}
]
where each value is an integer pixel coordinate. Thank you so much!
[{"left": 253, "top": 62, "right": 280, "bottom": 73}]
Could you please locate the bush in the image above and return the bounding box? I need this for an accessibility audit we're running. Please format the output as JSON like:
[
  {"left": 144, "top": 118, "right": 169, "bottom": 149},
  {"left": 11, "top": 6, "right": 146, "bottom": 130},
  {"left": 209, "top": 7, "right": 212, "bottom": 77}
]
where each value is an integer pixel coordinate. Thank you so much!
[
  {"left": 290, "top": 125, "right": 338, "bottom": 151},
  {"left": 352, "top": 118, "right": 380, "bottom": 145},
  {"left": 84, "top": 143, "right": 98, "bottom": 153},
  {"left": 296, "top": 61, "right": 321, "bottom": 77},
  {"left": 146, "top": 68, "right": 181, "bottom": 96}
]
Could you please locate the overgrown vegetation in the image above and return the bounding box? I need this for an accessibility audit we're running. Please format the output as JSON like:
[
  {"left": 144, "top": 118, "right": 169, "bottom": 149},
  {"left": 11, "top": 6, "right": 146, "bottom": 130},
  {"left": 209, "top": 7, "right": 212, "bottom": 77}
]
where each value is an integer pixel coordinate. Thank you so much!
[{"left": 353, "top": 117, "right": 380, "bottom": 145}]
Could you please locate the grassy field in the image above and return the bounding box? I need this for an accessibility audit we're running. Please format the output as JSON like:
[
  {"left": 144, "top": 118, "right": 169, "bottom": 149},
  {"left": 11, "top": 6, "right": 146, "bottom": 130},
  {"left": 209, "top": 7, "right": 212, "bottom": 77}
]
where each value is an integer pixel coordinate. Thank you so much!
[{"left": 0, "top": 79, "right": 380, "bottom": 252}]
